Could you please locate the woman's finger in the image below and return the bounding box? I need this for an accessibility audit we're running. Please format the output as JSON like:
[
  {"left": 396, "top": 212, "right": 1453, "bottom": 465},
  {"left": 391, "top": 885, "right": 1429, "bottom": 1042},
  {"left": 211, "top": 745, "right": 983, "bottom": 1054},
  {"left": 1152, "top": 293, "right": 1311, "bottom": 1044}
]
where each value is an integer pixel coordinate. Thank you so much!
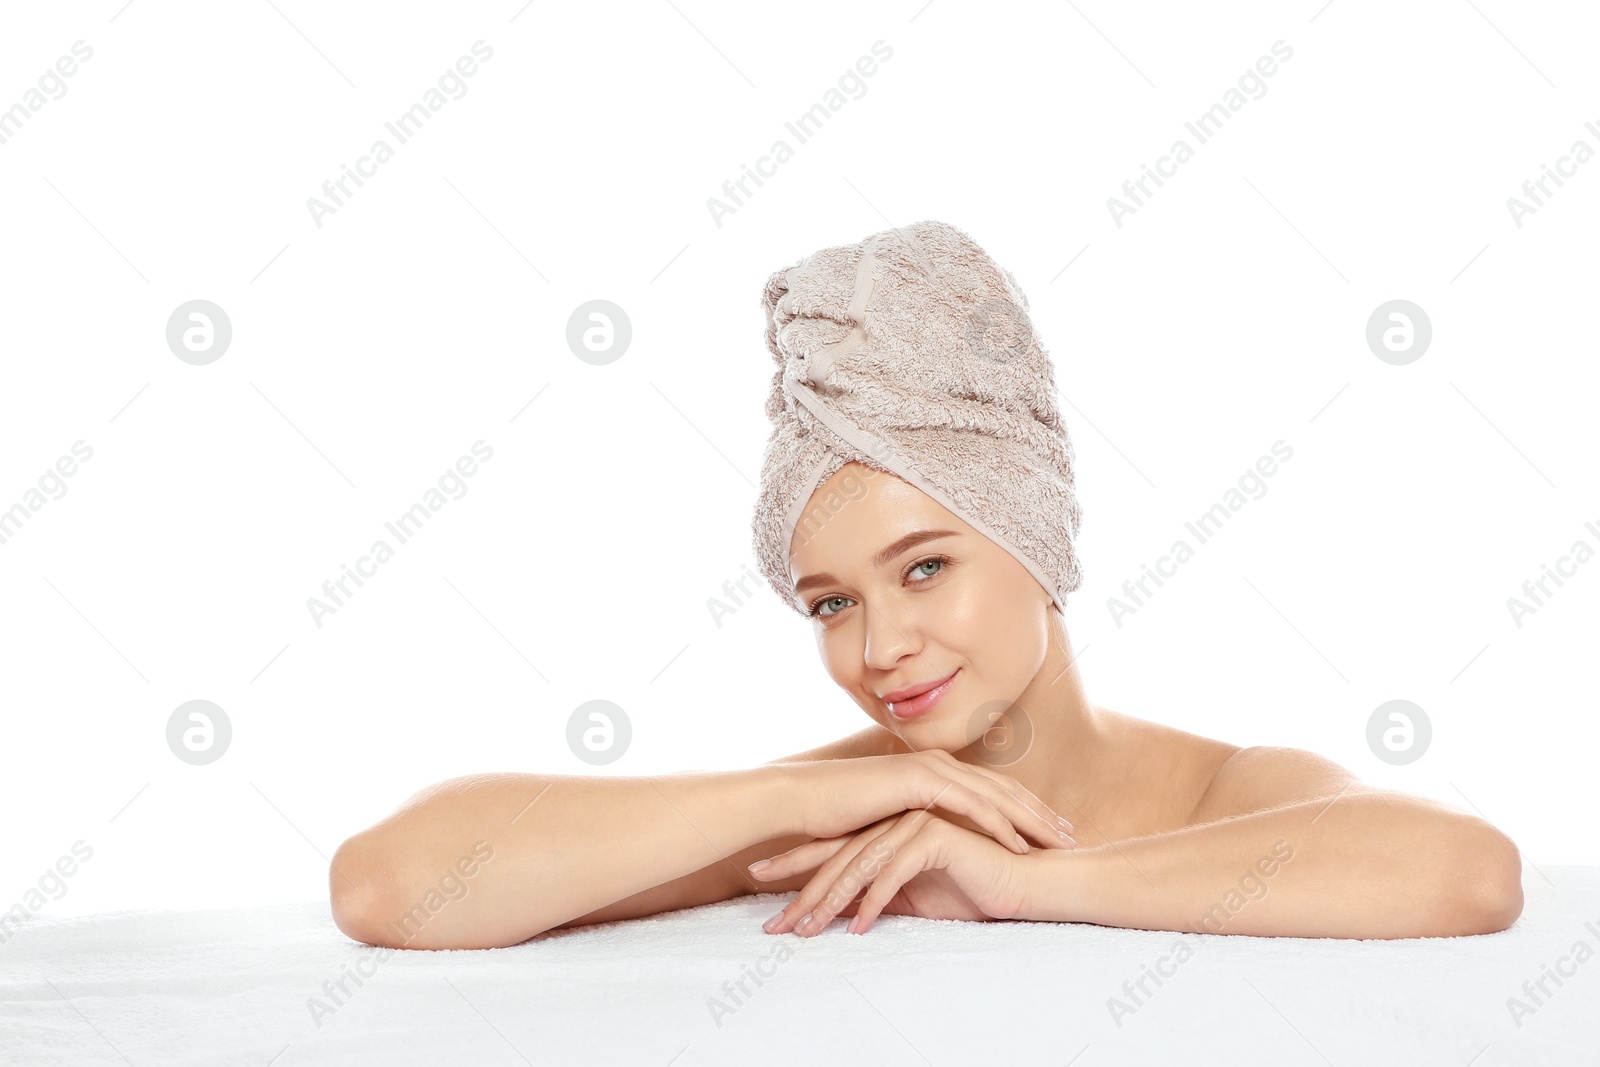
[
  {"left": 954, "top": 756, "right": 1075, "bottom": 837},
  {"left": 800, "top": 820, "right": 935, "bottom": 937},
  {"left": 909, "top": 771, "right": 1033, "bottom": 855},
  {"left": 766, "top": 818, "right": 906, "bottom": 934},
  {"left": 928, "top": 754, "right": 1076, "bottom": 850},
  {"left": 747, "top": 834, "right": 851, "bottom": 881},
  {"left": 846, "top": 828, "right": 942, "bottom": 934},
  {"left": 773, "top": 831, "right": 888, "bottom": 934}
]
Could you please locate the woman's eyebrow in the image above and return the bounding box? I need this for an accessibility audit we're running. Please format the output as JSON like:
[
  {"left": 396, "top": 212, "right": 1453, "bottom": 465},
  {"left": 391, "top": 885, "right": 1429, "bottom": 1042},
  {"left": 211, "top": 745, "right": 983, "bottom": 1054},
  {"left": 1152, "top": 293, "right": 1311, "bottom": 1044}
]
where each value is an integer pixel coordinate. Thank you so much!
[{"left": 793, "top": 529, "right": 961, "bottom": 597}]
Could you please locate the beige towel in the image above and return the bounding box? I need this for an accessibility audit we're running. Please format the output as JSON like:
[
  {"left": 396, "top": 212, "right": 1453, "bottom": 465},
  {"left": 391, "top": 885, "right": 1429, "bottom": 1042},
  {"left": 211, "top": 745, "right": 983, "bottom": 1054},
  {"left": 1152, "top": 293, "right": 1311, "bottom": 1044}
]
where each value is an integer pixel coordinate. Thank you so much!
[{"left": 751, "top": 219, "right": 1084, "bottom": 616}]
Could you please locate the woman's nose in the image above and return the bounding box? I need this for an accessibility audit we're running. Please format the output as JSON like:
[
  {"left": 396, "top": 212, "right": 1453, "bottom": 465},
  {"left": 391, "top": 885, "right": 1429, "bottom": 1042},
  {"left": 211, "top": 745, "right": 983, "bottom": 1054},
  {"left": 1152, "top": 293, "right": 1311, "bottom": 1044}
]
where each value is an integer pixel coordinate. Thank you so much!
[{"left": 861, "top": 599, "right": 918, "bottom": 671}]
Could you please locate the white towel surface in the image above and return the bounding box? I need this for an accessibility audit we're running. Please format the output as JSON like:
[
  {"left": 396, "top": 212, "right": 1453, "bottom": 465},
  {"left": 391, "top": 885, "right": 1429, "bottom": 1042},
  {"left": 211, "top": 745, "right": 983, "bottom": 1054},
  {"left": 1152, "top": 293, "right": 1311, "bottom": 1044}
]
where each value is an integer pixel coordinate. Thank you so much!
[{"left": 2, "top": 866, "right": 1596, "bottom": 1066}]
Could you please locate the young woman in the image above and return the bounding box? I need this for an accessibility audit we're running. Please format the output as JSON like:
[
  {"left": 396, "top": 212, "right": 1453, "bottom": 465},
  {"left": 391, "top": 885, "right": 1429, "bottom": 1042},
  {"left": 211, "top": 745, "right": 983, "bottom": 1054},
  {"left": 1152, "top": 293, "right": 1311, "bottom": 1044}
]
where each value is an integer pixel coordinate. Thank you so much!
[{"left": 330, "top": 221, "right": 1523, "bottom": 950}]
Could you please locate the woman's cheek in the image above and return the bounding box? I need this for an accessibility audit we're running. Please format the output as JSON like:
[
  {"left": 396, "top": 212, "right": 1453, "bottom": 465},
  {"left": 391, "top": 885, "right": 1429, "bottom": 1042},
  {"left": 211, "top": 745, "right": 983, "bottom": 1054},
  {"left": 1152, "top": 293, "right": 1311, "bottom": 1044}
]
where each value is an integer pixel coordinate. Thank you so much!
[
  {"left": 952, "top": 584, "right": 1045, "bottom": 691},
  {"left": 940, "top": 581, "right": 999, "bottom": 653}
]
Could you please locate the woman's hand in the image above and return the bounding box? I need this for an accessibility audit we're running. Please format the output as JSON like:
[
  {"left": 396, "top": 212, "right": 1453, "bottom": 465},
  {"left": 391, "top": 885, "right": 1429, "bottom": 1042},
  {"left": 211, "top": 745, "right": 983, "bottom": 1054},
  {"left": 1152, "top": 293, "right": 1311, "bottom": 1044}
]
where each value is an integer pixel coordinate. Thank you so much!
[
  {"left": 781, "top": 749, "right": 1075, "bottom": 856},
  {"left": 750, "top": 809, "right": 1034, "bottom": 936}
]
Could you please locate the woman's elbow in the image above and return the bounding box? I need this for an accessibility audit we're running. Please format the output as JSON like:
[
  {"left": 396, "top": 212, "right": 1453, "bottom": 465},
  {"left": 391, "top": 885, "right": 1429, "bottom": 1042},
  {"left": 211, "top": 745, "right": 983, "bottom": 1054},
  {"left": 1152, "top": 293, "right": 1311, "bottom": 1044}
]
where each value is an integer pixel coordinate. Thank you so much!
[
  {"left": 329, "top": 833, "right": 405, "bottom": 948},
  {"left": 329, "top": 831, "right": 542, "bottom": 950},
  {"left": 1450, "top": 826, "right": 1525, "bottom": 935}
]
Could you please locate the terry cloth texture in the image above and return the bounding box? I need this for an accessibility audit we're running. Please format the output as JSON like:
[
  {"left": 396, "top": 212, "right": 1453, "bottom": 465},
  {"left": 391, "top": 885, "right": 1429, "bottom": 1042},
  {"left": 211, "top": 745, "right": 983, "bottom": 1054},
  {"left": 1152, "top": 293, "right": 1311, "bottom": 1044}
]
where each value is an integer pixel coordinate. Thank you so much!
[
  {"left": 751, "top": 219, "right": 1084, "bottom": 616},
  {"left": 1, "top": 865, "right": 1589, "bottom": 1065}
]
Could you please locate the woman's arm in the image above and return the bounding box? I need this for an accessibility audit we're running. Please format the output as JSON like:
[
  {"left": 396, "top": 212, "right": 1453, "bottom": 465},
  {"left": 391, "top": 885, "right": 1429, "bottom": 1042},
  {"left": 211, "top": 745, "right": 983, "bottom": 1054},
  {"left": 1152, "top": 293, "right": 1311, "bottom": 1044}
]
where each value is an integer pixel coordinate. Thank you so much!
[
  {"left": 331, "top": 749, "right": 1072, "bottom": 949},
  {"left": 545, "top": 831, "right": 821, "bottom": 932},
  {"left": 330, "top": 767, "right": 799, "bottom": 950},
  {"left": 754, "top": 745, "right": 1524, "bottom": 940},
  {"left": 542, "top": 729, "right": 909, "bottom": 933},
  {"left": 1022, "top": 783, "right": 1524, "bottom": 939}
]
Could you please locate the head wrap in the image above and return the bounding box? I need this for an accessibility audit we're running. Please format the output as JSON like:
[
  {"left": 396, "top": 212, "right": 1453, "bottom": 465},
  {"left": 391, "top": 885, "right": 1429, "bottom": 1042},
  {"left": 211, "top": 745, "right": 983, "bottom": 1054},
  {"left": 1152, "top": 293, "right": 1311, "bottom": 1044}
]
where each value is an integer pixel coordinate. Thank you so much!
[{"left": 751, "top": 218, "right": 1084, "bottom": 616}]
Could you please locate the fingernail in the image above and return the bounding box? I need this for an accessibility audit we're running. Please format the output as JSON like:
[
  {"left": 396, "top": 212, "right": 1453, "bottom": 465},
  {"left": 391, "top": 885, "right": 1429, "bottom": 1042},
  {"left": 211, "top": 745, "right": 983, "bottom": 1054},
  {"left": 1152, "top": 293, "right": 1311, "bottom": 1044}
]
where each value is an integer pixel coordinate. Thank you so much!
[
  {"left": 796, "top": 912, "right": 814, "bottom": 933},
  {"left": 1058, "top": 830, "right": 1073, "bottom": 843},
  {"left": 1057, "top": 817, "right": 1073, "bottom": 830},
  {"left": 762, "top": 911, "right": 785, "bottom": 932},
  {"left": 748, "top": 859, "right": 771, "bottom": 874}
]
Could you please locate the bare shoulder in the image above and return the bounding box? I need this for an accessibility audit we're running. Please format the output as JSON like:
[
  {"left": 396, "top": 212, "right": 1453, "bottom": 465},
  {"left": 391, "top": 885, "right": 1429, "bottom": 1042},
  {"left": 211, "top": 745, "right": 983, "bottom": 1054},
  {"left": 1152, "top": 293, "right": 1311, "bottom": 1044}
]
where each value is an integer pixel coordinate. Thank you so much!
[
  {"left": 764, "top": 723, "right": 910, "bottom": 764},
  {"left": 1089, "top": 708, "right": 1241, "bottom": 828},
  {"left": 1091, "top": 705, "right": 1236, "bottom": 779},
  {"left": 1188, "top": 742, "right": 1370, "bottom": 824}
]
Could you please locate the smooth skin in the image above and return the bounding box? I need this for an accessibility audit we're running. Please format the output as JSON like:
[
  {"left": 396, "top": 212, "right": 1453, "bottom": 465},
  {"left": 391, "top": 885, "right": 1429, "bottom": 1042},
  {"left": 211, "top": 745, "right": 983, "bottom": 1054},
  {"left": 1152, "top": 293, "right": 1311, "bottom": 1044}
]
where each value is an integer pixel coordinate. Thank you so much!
[
  {"left": 330, "top": 461, "right": 1524, "bottom": 949},
  {"left": 329, "top": 750, "right": 1073, "bottom": 950}
]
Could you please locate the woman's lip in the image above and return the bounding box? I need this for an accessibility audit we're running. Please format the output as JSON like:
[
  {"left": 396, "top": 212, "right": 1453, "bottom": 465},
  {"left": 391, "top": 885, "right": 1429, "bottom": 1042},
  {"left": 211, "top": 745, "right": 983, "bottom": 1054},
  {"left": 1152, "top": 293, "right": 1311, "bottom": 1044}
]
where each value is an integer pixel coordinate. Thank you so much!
[
  {"left": 887, "top": 669, "right": 960, "bottom": 719},
  {"left": 879, "top": 668, "right": 960, "bottom": 704}
]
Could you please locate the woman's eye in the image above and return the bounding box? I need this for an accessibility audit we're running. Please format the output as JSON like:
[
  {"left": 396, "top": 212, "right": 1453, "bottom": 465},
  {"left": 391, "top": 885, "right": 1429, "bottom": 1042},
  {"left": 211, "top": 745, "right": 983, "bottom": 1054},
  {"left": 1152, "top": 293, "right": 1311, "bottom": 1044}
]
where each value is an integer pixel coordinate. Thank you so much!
[
  {"left": 814, "top": 596, "right": 851, "bottom": 618},
  {"left": 809, "top": 558, "right": 950, "bottom": 620}
]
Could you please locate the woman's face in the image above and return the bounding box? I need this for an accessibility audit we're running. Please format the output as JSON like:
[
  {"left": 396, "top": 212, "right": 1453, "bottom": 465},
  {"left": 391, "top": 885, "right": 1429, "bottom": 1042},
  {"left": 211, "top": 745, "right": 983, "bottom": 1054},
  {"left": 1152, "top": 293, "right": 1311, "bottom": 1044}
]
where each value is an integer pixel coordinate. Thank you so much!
[{"left": 787, "top": 461, "right": 1054, "bottom": 750}]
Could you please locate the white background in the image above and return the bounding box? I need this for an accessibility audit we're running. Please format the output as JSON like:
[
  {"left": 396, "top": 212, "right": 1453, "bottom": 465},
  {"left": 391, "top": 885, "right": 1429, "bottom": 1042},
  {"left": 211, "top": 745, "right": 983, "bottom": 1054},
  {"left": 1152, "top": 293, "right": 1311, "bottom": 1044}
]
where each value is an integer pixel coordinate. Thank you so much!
[{"left": 1, "top": 0, "right": 1594, "bottom": 923}]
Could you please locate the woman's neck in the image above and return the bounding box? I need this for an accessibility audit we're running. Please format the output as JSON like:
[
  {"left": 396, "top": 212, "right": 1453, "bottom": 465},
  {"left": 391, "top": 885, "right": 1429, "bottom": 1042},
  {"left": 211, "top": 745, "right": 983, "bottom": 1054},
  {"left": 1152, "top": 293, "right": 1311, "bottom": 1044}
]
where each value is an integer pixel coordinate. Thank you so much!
[{"left": 953, "top": 613, "right": 1114, "bottom": 814}]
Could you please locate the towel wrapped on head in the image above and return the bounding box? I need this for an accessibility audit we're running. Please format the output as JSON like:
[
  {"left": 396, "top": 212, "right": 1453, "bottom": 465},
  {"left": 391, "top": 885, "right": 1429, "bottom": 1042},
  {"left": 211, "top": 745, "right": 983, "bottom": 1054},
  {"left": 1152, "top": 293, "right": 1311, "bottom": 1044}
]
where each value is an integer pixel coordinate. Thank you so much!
[{"left": 750, "top": 218, "right": 1084, "bottom": 617}]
